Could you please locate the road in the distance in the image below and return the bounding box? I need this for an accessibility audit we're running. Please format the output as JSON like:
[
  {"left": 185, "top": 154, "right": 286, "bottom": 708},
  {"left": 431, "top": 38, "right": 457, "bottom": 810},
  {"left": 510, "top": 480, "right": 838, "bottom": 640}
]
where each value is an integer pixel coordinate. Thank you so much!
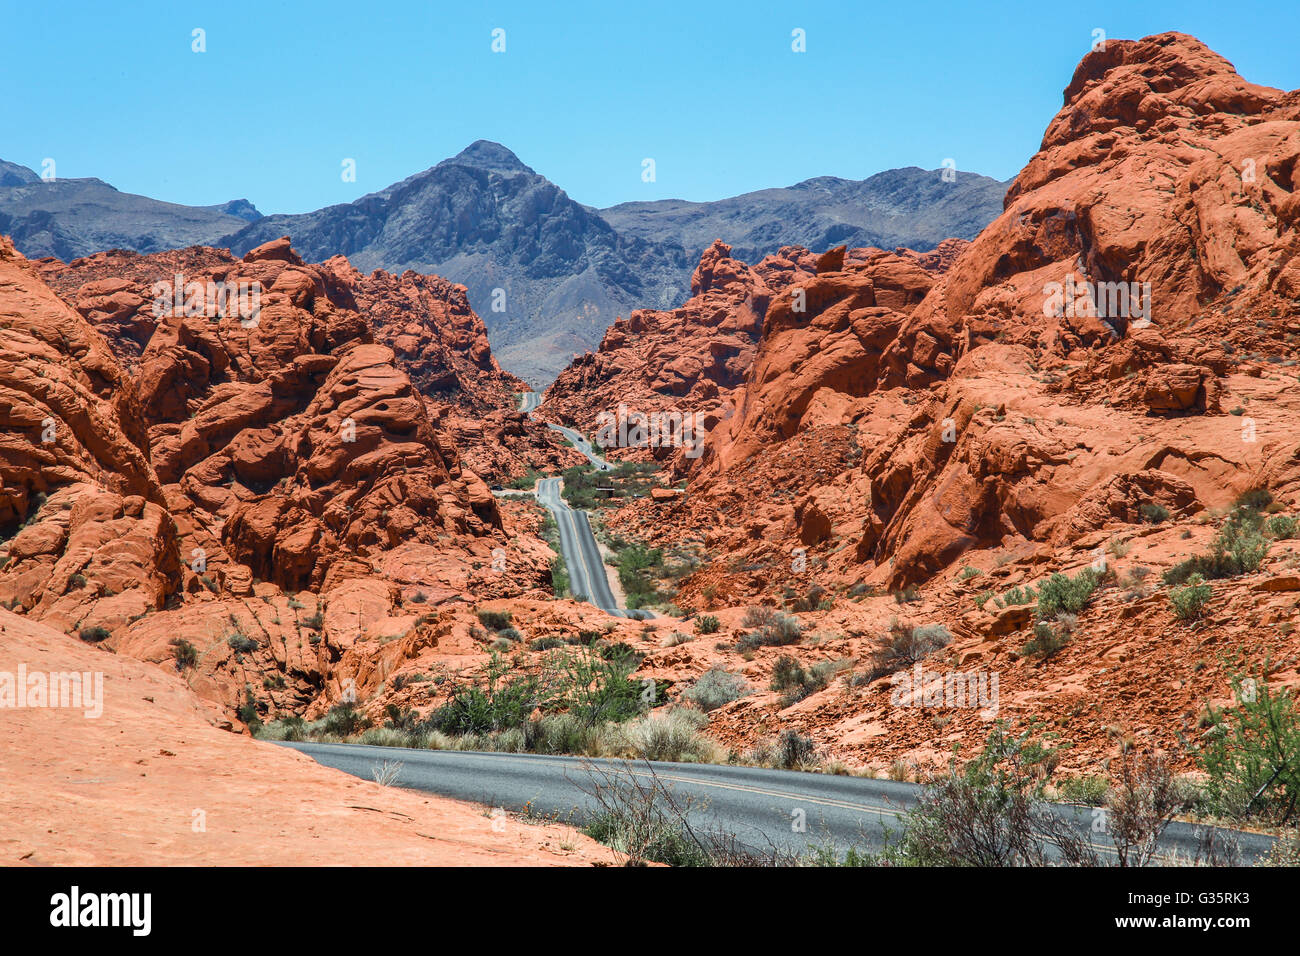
[
  {"left": 517, "top": 391, "right": 649, "bottom": 620},
  {"left": 279, "top": 742, "right": 1277, "bottom": 864}
]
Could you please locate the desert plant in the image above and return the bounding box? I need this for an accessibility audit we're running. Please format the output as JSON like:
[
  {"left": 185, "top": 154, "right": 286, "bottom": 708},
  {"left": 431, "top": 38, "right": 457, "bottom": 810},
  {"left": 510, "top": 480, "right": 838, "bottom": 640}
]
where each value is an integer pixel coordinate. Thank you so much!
[
  {"left": 1169, "top": 573, "right": 1212, "bottom": 622},
  {"left": 1035, "top": 568, "right": 1100, "bottom": 620},
  {"left": 1265, "top": 514, "right": 1298, "bottom": 540},
  {"left": 170, "top": 638, "right": 199, "bottom": 671},
  {"left": 682, "top": 668, "right": 751, "bottom": 712},
  {"left": 226, "top": 632, "right": 258, "bottom": 654},
  {"left": 1139, "top": 503, "right": 1170, "bottom": 524},
  {"left": 1021, "top": 620, "right": 1068, "bottom": 660},
  {"left": 1200, "top": 670, "right": 1300, "bottom": 825},
  {"left": 78, "top": 625, "right": 111, "bottom": 643},
  {"left": 476, "top": 608, "right": 513, "bottom": 632},
  {"left": 694, "top": 614, "right": 721, "bottom": 635}
]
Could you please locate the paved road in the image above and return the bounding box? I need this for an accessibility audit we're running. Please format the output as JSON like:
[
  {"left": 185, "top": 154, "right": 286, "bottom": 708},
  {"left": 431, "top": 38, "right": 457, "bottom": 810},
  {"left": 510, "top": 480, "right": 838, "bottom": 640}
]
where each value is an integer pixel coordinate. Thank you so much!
[
  {"left": 517, "top": 392, "right": 649, "bottom": 620},
  {"left": 279, "top": 742, "right": 1276, "bottom": 864},
  {"left": 536, "top": 476, "right": 642, "bottom": 618}
]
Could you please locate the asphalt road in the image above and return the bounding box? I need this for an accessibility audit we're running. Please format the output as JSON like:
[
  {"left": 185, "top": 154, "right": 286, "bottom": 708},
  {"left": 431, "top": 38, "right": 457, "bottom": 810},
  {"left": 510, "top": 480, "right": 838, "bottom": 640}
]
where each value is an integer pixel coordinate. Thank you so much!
[
  {"left": 279, "top": 742, "right": 1277, "bottom": 864},
  {"left": 517, "top": 392, "right": 648, "bottom": 619},
  {"left": 535, "top": 475, "right": 635, "bottom": 617}
]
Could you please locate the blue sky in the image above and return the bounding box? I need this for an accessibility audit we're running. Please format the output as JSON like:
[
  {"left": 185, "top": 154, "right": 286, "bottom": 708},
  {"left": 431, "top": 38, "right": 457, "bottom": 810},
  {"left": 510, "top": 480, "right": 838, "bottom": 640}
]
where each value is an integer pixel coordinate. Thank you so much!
[{"left": 2, "top": 0, "right": 1297, "bottom": 214}]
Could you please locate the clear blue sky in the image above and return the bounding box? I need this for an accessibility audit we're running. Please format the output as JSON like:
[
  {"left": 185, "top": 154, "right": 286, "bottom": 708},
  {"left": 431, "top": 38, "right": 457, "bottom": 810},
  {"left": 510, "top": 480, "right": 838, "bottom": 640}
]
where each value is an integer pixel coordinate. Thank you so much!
[{"left": 2, "top": 0, "right": 1297, "bottom": 214}]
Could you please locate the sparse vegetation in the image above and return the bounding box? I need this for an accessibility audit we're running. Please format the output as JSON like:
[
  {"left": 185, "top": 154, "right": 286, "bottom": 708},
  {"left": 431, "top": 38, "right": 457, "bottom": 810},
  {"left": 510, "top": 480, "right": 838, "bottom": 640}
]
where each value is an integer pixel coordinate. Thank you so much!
[
  {"left": 693, "top": 614, "right": 720, "bottom": 635},
  {"left": 170, "top": 638, "right": 199, "bottom": 671},
  {"left": 1035, "top": 568, "right": 1100, "bottom": 620},
  {"left": 682, "top": 667, "right": 751, "bottom": 712},
  {"left": 1169, "top": 573, "right": 1212, "bottom": 622}
]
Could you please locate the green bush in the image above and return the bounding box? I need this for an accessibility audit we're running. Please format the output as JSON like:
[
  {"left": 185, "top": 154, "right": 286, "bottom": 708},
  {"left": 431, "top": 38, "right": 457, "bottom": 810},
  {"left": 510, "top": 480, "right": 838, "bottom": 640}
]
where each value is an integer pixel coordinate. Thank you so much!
[
  {"left": 1139, "top": 503, "right": 1171, "bottom": 525},
  {"left": 170, "top": 638, "right": 199, "bottom": 671},
  {"left": 1035, "top": 569, "right": 1100, "bottom": 620},
  {"left": 226, "top": 632, "right": 259, "bottom": 654},
  {"left": 1163, "top": 510, "right": 1270, "bottom": 585},
  {"left": 1169, "top": 573, "right": 1212, "bottom": 622},
  {"left": 1021, "top": 621, "right": 1068, "bottom": 660},
  {"left": 694, "top": 614, "right": 721, "bottom": 635},
  {"left": 735, "top": 608, "right": 802, "bottom": 650},
  {"left": 1200, "top": 671, "right": 1300, "bottom": 824},
  {"left": 476, "top": 609, "right": 513, "bottom": 632},
  {"left": 321, "top": 701, "right": 371, "bottom": 737},
  {"left": 775, "top": 730, "right": 817, "bottom": 769},
  {"left": 78, "top": 625, "right": 111, "bottom": 643},
  {"left": 683, "top": 668, "right": 751, "bottom": 712},
  {"left": 1265, "top": 515, "right": 1298, "bottom": 540}
]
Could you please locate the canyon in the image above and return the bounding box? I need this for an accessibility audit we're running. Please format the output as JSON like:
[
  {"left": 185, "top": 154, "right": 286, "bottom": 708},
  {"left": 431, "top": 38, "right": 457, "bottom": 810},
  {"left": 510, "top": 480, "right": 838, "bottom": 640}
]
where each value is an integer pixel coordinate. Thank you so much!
[{"left": 2, "top": 30, "right": 1299, "bottom": 866}]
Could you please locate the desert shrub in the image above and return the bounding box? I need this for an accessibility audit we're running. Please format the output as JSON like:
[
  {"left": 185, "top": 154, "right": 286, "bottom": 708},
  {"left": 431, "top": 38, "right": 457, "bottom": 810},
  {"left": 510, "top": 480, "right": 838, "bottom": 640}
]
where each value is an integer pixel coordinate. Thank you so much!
[
  {"left": 1169, "top": 573, "right": 1212, "bottom": 622},
  {"left": 867, "top": 620, "right": 951, "bottom": 680},
  {"left": 623, "top": 709, "right": 720, "bottom": 763},
  {"left": 893, "top": 586, "right": 921, "bottom": 604},
  {"left": 302, "top": 612, "right": 324, "bottom": 630},
  {"left": 999, "top": 585, "right": 1037, "bottom": 608},
  {"left": 1163, "top": 509, "right": 1270, "bottom": 585},
  {"left": 882, "top": 723, "right": 1095, "bottom": 867},
  {"left": 1035, "top": 568, "right": 1100, "bottom": 620},
  {"left": 529, "top": 636, "right": 566, "bottom": 651},
  {"left": 170, "top": 638, "right": 199, "bottom": 671},
  {"left": 428, "top": 654, "right": 551, "bottom": 736},
  {"left": 694, "top": 614, "right": 720, "bottom": 635},
  {"left": 774, "top": 730, "right": 817, "bottom": 769},
  {"left": 78, "top": 625, "right": 111, "bottom": 643},
  {"left": 1139, "top": 503, "right": 1170, "bottom": 524},
  {"left": 1200, "top": 671, "right": 1300, "bottom": 824},
  {"left": 682, "top": 668, "right": 751, "bottom": 712},
  {"left": 476, "top": 609, "right": 513, "bottom": 632},
  {"left": 1265, "top": 514, "right": 1298, "bottom": 540},
  {"left": 321, "top": 702, "right": 371, "bottom": 737},
  {"left": 664, "top": 631, "right": 693, "bottom": 647},
  {"left": 734, "top": 609, "right": 802, "bottom": 650},
  {"left": 1236, "top": 488, "right": 1274, "bottom": 513},
  {"left": 236, "top": 690, "right": 262, "bottom": 731},
  {"left": 1055, "top": 774, "right": 1110, "bottom": 806},
  {"left": 1021, "top": 620, "right": 1068, "bottom": 661},
  {"left": 226, "top": 632, "right": 258, "bottom": 654}
]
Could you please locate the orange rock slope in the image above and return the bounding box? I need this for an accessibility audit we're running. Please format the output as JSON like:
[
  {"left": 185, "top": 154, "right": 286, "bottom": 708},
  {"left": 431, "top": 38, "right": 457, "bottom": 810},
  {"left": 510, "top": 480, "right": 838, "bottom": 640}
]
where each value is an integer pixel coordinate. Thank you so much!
[
  {"left": 1, "top": 234, "right": 569, "bottom": 728},
  {"left": 0, "top": 608, "right": 612, "bottom": 865},
  {"left": 551, "top": 32, "right": 1300, "bottom": 772}
]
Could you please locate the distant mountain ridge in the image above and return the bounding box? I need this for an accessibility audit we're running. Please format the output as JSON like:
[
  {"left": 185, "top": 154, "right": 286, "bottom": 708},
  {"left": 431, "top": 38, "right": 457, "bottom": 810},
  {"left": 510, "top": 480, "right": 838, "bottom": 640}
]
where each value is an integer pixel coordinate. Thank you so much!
[
  {"left": 0, "top": 160, "right": 260, "bottom": 261},
  {"left": 598, "top": 166, "right": 1008, "bottom": 267},
  {"left": 0, "top": 143, "right": 1009, "bottom": 385}
]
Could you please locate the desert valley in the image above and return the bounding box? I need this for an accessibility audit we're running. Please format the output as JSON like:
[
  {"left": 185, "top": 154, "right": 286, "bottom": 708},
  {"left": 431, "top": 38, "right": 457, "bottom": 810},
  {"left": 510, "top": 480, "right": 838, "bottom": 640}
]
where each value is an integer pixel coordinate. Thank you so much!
[{"left": 2, "top": 27, "right": 1300, "bottom": 885}]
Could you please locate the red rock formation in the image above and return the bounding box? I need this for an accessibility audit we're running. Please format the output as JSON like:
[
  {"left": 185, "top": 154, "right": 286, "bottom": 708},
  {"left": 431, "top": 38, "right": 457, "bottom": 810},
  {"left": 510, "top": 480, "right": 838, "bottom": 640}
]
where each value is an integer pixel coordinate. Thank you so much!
[{"left": 3, "top": 236, "right": 562, "bottom": 724}]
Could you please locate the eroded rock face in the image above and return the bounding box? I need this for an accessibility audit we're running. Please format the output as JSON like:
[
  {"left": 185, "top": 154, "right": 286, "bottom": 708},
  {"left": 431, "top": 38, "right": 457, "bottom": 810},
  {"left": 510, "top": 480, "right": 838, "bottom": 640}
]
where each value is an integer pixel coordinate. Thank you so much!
[
  {"left": 0, "top": 236, "right": 181, "bottom": 634},
  {"left": 656, "top": 32, "right": 1300, "bottom": 593},
  {"left": 2, "top": 236, "right": 558, "bottom": 724}
]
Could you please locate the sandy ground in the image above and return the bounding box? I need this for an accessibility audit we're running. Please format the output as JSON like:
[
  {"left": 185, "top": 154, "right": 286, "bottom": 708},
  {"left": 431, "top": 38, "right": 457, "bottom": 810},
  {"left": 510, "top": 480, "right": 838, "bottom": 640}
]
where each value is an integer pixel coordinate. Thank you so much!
[{"left": 0, "top": 608, "right": 613, "bottom": 866}]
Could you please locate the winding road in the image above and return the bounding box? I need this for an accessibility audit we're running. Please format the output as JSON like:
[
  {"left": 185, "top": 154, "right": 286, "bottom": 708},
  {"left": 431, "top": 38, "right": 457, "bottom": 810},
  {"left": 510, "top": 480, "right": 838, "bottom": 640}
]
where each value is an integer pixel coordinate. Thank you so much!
[
  {"left": 517, "top": 392, "right": 649, "bottom": 620},
  {"left": 279, "top": 742, "right": 1277, "bottom": 864}
]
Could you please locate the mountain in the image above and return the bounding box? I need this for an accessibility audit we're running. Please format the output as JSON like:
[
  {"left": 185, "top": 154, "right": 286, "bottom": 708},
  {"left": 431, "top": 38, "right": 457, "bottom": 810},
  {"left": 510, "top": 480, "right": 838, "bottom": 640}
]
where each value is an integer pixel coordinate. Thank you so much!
[
  {"left": 221, "top": 144, "right": 1008, "bottom": 385},
  {"left": 0, "top": 160, "right": 260, "bottom": 261},
  {"left": 598, "top": 167, "right": 1008, "bottom": 266},
  {"left": 0, "top": 144, "right": 1008, "bottom": 386},
  {"left": 219, "top": 142, "right": 694, "bottom": 386}
]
